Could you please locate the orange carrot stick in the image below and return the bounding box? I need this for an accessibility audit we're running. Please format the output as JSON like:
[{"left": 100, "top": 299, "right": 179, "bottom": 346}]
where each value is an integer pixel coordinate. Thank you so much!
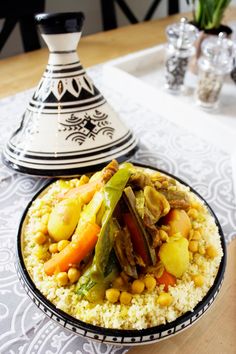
[
  {"left": 60, "top": 180, "right": 104, "bottom": 204},
  {"left": 156, "top": 270, "right": 176, "bottom": 292},
  {"left": 44, "top": 223, "right": 100, "bottom": 276}
]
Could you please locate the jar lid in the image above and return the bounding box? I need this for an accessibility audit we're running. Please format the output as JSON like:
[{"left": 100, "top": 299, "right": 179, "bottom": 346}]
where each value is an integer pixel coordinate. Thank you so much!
[
  {"left": 200, "top": 32, "right": 235, "bottom": 73},
  {"left": 166, "top": 18, "right": 199, "bottom": 52}
]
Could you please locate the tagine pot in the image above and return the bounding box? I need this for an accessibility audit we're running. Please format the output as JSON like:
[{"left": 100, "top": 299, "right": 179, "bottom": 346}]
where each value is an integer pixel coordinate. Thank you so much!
[{"left": 2, "top": 12, "right": 138, "bottom": 177}]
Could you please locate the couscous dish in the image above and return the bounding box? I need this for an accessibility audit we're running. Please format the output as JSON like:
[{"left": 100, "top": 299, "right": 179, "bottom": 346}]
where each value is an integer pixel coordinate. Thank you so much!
[{"left": 23, "top": 160, "right": 223, "bottom": 330}]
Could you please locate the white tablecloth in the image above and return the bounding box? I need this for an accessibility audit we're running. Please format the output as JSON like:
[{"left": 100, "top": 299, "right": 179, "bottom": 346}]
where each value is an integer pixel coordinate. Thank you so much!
[{"left": 0, "top": 63, "right": 235, "bottom": 353}]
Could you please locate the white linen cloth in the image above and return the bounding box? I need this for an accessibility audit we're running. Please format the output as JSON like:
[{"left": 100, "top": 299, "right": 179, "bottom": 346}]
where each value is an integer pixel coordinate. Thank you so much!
[{"left": 0, "top": 63, "right": 235, "bottom": 353}]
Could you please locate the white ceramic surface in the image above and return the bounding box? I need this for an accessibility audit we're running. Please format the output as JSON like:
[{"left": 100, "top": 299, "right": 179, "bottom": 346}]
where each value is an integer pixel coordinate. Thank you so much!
[{"left": 2, "top": 13, "right": 137, "bottom": 176}]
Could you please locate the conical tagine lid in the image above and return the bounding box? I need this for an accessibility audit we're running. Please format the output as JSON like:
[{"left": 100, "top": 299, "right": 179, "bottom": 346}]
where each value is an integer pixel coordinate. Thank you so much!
[{"left": 2, "top": 12, "right": 138, "bottom": 176}]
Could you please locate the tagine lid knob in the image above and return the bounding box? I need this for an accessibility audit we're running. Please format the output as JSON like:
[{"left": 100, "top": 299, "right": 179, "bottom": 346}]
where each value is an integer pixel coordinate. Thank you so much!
[{"left": 35, "top": 12, "right": 85, "bottom": 34}]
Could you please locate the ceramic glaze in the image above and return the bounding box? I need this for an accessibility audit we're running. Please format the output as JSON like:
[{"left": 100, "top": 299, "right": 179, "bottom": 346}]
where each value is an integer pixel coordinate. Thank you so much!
[{"left": 2, "top": 13, "right": 137, "bottom": 176}]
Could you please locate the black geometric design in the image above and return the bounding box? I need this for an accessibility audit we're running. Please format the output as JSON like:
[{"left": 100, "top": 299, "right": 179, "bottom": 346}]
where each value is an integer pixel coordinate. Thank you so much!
[
  {"left": 32, "top": 74, "right": 101, "bottom": 104},
  {"left": 59, "top": 110, "right": 115, "bottom": 145}
]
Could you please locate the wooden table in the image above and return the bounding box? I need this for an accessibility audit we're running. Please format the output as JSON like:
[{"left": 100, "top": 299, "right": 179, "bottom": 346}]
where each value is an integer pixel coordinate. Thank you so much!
[{"left": 1, "top": 9, "right": 236, "bottom": 354}]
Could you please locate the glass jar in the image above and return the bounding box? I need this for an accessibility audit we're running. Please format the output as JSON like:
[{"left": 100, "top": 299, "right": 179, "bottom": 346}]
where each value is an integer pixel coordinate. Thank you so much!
[
  {"left": 165, "top": 18, "right": 198, "bottom": 93},
  {"left": 196, "top": 33, "right": 235, "bottom": 109}
]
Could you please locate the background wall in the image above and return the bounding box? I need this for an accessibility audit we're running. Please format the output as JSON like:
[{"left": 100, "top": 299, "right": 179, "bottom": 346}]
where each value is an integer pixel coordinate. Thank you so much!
[{"left": 0, "top": 0, "right": 235, "bottom": 59}]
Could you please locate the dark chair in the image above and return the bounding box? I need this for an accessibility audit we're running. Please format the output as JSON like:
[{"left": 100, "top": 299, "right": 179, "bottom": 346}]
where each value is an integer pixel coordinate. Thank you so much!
[
  {"left": 0, "top": 0, "right": 45, "bottom": 52},
  {"left": 100, "top": 0, "right": 180, "bottom": 31}
]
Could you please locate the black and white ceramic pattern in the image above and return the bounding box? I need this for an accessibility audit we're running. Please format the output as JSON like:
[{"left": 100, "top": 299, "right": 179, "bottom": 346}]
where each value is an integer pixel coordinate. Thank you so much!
[
  {"left": 2, "top": 13, "right": 137, "bottom": 177},
  {"left": 16, "top": 164, "right": 226, "bottom": 346}
]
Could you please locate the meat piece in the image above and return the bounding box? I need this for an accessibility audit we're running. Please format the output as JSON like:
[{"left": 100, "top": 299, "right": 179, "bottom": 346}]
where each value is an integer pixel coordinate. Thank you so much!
[
  {"left": 151, "top": 229, "right": 161, "bottom": 248},
  {"left": 114, "top": 228, "right": 138, "bottom": 278},
  {"left": 101, "top": 159, "right": 119, "bottom": 182},
  {"left": 123, "top": 226, "right": 136, "bottom": 266},
  {"left": 169, "top": 199, "right": 190, "bottom": 209},
  {"left": 159, "top": 189, "right": 190, "bottom": 210},
  {"left": 129, "top": 171, "right": 153, "bottom": 189},
  {"left": 143, "top": 219, "right": 161, "bottom": 248},
  {"left": 151, "top": 174, "right": 169, "bottom": 183}
]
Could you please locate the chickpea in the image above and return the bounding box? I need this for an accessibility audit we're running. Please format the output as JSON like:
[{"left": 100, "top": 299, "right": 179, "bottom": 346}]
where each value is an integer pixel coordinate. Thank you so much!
[
  {"left": 198, "top": 244, "right": 206, "bottom": 255},
  {"left": 192, "top": 231, "right": 201, "bottom": 240},
  {"left": 58, "top": 240, "right": 70, "bottom": 252},
  {"left": 160, "top": 225, "right": 170, "bottom": 233},
  {"left": 154, "top": 181, "right": 162, "bottom": 189},
  {"left": 162, "top": 181, "right": 169, "bottom": 188},
  {"left": 105, "top": 288, "right": 120, "bottom": 303},
  {"left": 188, "top": 208, "right": 199, "bottom": 220},
  {"left": 49, "top": 243, "right": 58, "bottom": 253},
  {"left": 131, "top": 279, "right": 145, "bottom": 294},
  {"left": 206, "top": 245, "right": 218, "bottom": 259},
  {"left": 56, "top": 272, "right": 69, "bottom": 286},
  {"left": 112, "top": 276, "right": 125, "bottom": 289},
  {"left": 159, "top": 230, "right": 169, "bottom": 242},
  {"left": 192, "top": 274, "right": 204, "bottom": 287},
  {"left": 157, "top": 293, "right": 173, "bottom": 307},
  {"left": 189, "top": 240, "right": 199, "bottom": 253},
  {"left": 34, "top": 232, "right": 47, "bottom": 245},
  {"left": 42, "top": 206, "right": 51, "bottom": 214},
  {"left": 68, "top": 268, "right": 80, "bottom": 283},
  {"left": 120, "top": 291, "right": 132, "bottom": 305},
  {"left": 168, "top": 185, "right": 177, "bottom": 191},
  {"left": 191, "top": 201, "right": 202, "bottom": 210},
  {"left": 144, "top": 276, "right": 156, "bottom": 292}
]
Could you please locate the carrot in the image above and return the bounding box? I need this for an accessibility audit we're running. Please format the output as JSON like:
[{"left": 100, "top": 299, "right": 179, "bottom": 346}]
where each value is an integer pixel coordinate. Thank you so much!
[
  {"left": 59, "top": 180, "right": 104, "bottom": 204},
  {"left": 156, "top": 270, "right": 176, "bottom": 292},
  {"left": 44, "top": 223, "right": 100, "bottom": 276}
]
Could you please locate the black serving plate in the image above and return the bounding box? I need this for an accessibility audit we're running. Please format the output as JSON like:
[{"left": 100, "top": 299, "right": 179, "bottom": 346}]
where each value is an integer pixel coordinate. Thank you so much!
[{"left": 16, "top": 164, "right": 226, "bottom": 346}]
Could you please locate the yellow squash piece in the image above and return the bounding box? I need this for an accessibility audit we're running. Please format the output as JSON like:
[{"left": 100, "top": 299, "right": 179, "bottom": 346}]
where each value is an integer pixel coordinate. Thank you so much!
[
  {"left": 158, "top": 237, "right": 189, "bottom": 278},
  {"left": 48, "top": 198, "right": 81, "bottom": 242},
  {"left": 74, "top": 191, "right": 104, "bottom": 235}
]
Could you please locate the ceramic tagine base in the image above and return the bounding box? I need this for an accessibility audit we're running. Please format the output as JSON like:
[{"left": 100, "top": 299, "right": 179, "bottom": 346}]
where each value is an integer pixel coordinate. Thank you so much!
[{"left": 2, "top": 13, "right": 138, "bottom": 177}]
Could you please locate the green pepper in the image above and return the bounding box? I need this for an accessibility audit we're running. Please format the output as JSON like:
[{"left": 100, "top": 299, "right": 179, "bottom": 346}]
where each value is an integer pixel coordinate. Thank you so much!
[
  {"left": 76, "top": 250, "right": 119, "bottom": 302},
  {"left": 76, "top": 163, "right": 132, "bottom": 295},
  {"left": 90, "top": 164, "right": 132, "bottom": 280}
]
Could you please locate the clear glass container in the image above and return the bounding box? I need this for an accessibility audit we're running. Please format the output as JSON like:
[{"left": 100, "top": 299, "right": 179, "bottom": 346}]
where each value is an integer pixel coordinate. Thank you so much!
[
  {"left": 196, "top": 32, "right": 235, "bottom": 109},
  {"left": 165, "top": 18, "right": 198, "bottom": 93}
]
